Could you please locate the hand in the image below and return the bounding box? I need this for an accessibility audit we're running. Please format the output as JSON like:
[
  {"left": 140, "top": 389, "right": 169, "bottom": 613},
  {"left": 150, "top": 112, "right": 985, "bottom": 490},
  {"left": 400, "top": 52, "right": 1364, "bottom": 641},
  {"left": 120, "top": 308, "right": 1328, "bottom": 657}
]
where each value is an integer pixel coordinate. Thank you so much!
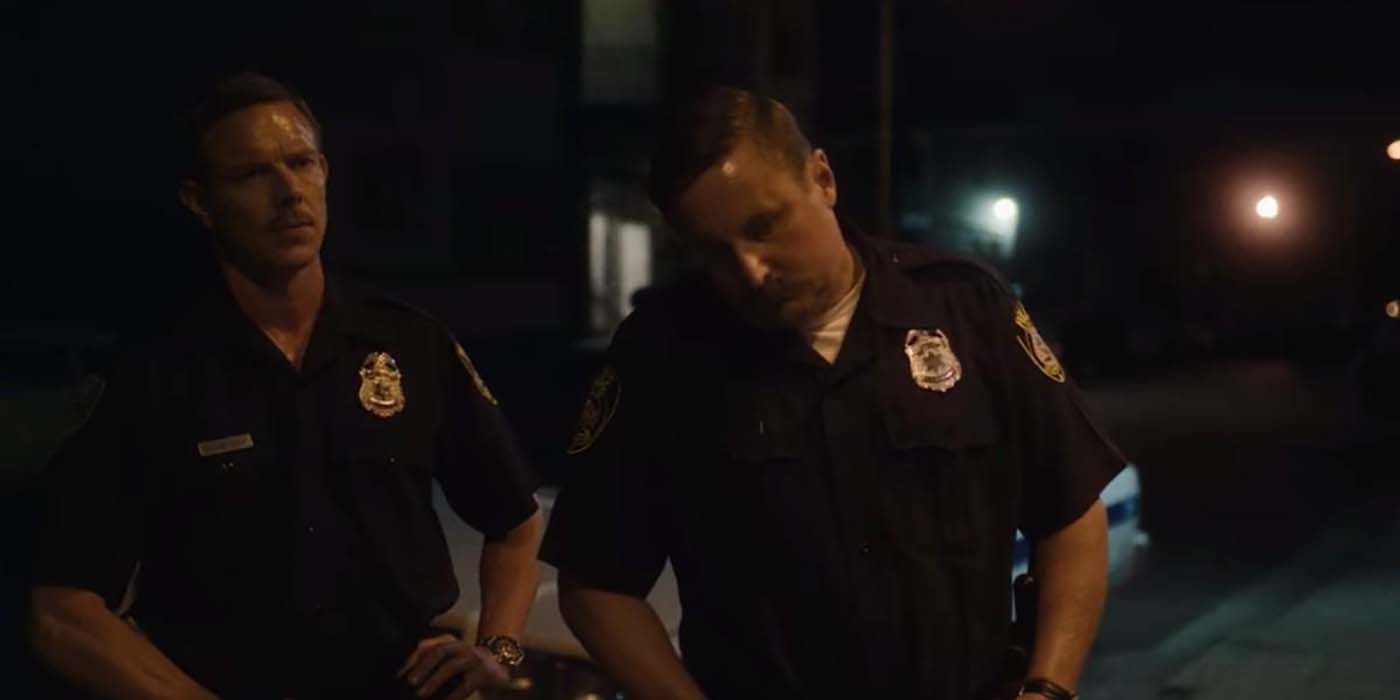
[{"left": 398, "top": 633, "right": 510, "bottom": 699}]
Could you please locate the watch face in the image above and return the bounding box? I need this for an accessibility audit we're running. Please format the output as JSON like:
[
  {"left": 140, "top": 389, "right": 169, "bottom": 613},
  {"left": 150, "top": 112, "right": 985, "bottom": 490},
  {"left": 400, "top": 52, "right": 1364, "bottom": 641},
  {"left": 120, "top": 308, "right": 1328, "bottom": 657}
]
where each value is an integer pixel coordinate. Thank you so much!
[{"left": 485, "top": 636, "right": 525, "bottom": 669}]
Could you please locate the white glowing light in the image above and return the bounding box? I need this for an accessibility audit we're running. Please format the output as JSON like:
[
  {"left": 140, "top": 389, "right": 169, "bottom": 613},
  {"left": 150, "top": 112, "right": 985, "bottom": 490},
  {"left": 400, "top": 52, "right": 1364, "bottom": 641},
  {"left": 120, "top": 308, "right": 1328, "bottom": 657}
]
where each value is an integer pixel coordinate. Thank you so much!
[
  {"left": 1387, "top": 300, "right": 1399, "bottom": 319},
  {"left": 1388, "top": 139, "right": 1400, "bottom": 161},
  {"left": 993, "top": 197, "right": 1019, "bottom": 222},
  {"left": 1255, "top": 195, "right": 1280, "bottom": 220}
]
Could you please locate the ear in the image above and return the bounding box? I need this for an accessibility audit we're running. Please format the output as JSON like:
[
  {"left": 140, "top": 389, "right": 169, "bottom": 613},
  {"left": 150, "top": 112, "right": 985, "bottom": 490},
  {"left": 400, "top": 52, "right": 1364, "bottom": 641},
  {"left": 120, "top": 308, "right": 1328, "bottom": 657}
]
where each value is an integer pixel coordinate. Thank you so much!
[
  {"left": 178, "top": 179, "right": 213, "bottom": 229},
  {"left": 809, "top": 149, "right": 837, "bottom": 208}
]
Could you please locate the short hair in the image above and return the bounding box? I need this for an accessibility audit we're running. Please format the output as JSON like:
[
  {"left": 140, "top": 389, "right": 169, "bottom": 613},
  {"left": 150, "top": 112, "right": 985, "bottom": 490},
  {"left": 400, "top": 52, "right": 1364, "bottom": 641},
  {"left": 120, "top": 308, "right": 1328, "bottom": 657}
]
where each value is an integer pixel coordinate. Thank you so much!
[
  {"left": 647, "top": 86, "right": 813, "bottom": 219},
  {"left": 179, "top": 72, "right": 322, "bottom": 181}
]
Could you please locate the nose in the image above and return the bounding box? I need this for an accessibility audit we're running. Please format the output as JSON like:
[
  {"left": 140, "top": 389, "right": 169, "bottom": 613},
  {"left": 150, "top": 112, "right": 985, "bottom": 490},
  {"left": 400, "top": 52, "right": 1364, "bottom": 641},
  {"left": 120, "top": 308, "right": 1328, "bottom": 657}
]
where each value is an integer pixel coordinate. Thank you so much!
[
  {"left": 270, "top": 163, "right": 304, "bottom": 204},
  {"left": 732, "top": 247, "right": 770, "bottom": 291}
]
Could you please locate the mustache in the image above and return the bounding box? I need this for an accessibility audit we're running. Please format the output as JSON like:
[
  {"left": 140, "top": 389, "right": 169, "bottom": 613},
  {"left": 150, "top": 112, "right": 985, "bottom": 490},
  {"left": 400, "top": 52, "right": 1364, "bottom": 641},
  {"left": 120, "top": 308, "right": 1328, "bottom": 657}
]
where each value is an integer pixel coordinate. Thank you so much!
[
  {"left": 739, "top": 279, "right": 791, "bottom": 307},
  {"left": 270, "top": 211, "right": 316, "bottom": 228}
]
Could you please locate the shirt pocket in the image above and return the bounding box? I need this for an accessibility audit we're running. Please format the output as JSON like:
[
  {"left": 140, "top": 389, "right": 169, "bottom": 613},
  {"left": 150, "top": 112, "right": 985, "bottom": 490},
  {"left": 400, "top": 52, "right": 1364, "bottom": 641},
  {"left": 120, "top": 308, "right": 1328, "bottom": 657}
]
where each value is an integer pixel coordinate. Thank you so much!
[
  {"left": 174, "top": 432, "right": 278, "bottom": 570},
  {"left": 670, "top": 379, "right": 806, "bottom": 550},
  {"left": 334, "top": 432, "right": 449, "bottom": 586},
  {"left": 877, "top": 354, "right": 1012, "bottom": 557},
  {"left": 336, "top": 427, "right": 437, "bottom": 514}
]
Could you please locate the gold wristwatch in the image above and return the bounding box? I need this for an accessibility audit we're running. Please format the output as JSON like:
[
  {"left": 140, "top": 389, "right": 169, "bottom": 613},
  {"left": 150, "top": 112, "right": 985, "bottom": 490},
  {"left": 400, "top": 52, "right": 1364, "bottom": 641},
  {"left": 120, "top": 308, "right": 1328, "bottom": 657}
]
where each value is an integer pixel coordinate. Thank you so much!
[{"left": 480, "top": 635, "right": 525, "bottom": 671}]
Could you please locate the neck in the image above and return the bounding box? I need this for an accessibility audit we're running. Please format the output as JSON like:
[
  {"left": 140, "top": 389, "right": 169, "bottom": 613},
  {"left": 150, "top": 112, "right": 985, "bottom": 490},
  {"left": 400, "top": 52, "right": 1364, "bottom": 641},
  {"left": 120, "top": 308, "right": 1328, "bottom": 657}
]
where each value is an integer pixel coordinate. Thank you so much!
[
  {"left": 806, "top": 243, "right": 863, "bottom": 330},
  {"left": 220, "top": 257, "right": 325, "bottom": 365},
  {"left": 838, "top": 242, "right": 862, "bottom": 299}
]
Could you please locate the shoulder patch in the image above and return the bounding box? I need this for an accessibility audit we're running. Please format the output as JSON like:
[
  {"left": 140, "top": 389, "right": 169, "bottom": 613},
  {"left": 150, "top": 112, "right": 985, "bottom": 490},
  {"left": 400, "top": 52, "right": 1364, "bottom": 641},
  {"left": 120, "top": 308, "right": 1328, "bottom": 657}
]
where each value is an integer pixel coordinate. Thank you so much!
[
  {"left": 901, "top": 249, "right": 1011, "bottom": 288},
  {"left": 1013, "top": 301, "right": 1067, "bottom": 383},
  {"left": 566, "top": 366, "right": 621, "bottom": 455},
  {"left": 453, "top": 340, "right": 499, "bottom": 406}
]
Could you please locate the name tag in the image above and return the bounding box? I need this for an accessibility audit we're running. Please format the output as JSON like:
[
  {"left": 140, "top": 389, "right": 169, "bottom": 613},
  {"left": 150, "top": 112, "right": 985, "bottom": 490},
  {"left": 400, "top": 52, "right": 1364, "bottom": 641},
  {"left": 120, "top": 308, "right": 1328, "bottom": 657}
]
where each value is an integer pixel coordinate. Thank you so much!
[{"left": 197, "top": 433, "right": 255, "bottom": 457}]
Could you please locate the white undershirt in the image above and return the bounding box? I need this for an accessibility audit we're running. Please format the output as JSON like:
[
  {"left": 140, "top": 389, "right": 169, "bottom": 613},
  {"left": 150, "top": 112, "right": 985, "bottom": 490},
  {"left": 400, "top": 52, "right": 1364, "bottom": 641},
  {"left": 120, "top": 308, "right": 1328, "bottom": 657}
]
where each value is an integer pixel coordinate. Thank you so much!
[{"left": 806, "top": 265, "right": 867, "bottom": 364}]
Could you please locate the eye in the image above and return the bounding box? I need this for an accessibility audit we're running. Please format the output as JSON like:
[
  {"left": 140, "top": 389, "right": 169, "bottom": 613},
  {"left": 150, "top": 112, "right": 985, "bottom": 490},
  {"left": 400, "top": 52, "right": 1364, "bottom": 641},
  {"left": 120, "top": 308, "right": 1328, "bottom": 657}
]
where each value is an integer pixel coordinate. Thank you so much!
[
  {"left": 289, "top": 155, "right": 317, "bottom": 170},
  {"left": 742, "top": 208, "right": 786, "bottom": 241},
  {"left": 234, "top": 165, "right": 269, "bottom": 181}
]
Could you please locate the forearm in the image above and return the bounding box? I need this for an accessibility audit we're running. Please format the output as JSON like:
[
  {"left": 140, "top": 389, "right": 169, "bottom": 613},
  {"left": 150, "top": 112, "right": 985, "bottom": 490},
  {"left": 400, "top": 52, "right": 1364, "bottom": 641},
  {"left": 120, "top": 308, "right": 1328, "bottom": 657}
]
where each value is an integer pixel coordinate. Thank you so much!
[
  {"left": 1026, "top": 499, "right": 1109, "bottom": 691},
  {"left": 476, "top": 509, "right": 543, "bottom": 641},
  {"left": 558, "top": 578, "right": 704, "bottom": 700},
  {"left": 29, "top": 587, "right": 215, "bottom": 700}
]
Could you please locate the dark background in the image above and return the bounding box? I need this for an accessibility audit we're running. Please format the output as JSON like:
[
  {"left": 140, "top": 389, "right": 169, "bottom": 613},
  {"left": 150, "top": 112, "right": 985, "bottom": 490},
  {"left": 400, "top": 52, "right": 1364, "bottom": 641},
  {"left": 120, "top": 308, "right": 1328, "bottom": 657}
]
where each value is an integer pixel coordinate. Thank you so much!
[
  {"left": 6, "top": 1, "right": 1396, "bottom": 345},
  {"left": 3, "top": 1, "right": 1397, "bottom": 695}
]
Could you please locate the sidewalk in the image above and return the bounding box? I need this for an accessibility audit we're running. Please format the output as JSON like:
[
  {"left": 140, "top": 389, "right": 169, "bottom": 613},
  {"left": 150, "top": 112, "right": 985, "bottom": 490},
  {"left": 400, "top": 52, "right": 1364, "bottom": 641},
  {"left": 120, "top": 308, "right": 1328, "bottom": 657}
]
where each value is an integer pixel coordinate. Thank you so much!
[
  {"left": 1163, "top": 503, "right": 1400, "bottom": 699},
  {"left": 1084, "top": 494, "right": 1400, "bottom": 699}
]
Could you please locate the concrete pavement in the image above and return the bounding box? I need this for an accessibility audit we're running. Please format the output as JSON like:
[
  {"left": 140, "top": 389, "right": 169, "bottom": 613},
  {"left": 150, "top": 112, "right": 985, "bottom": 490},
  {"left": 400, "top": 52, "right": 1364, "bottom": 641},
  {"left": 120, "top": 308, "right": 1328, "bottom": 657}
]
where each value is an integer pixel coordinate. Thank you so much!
[
  {"left": 1083, "top": 490, "right": 1400, "bottom": 699},
  {"left": 1163, "top": 503, "right": 1400, "bottom": 699}
]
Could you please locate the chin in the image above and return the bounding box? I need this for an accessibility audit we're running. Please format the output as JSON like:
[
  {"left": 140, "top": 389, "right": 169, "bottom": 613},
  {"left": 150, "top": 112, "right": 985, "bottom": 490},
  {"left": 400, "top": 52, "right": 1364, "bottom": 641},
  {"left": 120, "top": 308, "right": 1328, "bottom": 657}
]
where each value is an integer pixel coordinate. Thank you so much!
[{"left": 257, "top": 247, "right": 321, "bottom": 276}]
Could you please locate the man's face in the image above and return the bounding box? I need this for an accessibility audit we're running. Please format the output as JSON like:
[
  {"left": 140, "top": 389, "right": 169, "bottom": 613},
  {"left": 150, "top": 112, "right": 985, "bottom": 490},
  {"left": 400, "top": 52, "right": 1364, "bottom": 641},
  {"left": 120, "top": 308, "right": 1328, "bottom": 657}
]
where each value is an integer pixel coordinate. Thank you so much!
[
  {"left": 673, "top": 140, "right": 848, "bottom": 331},
  {"left": 181, "top": 101, "right": 328, "bottom": 277}
]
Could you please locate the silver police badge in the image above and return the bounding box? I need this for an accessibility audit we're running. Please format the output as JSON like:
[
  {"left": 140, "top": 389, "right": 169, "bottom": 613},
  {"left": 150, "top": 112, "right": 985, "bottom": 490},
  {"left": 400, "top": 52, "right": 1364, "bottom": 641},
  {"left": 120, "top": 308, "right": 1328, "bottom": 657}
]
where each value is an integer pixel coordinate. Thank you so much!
[
  {"left": 904, "top": 329, "right": 962, "bottom": 392},
  {"left": 358, "top": 352, "right": 406, "bottom": 418}
]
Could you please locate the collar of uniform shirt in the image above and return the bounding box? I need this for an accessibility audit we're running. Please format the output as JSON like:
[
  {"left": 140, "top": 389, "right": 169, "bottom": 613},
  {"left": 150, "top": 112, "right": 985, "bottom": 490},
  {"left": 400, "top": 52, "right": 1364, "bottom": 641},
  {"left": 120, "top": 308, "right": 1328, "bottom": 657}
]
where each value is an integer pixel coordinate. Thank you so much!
[{"left": 190, "top": 269, "right": 388, "bottom": 370}]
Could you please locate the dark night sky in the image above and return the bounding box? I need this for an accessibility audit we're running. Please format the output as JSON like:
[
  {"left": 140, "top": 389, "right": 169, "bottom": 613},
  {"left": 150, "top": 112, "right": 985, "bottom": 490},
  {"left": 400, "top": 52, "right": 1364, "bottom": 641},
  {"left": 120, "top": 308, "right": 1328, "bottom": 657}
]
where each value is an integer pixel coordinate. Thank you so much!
[{"left": 3, "top": 2, "right": 1396, "bottom": 351}]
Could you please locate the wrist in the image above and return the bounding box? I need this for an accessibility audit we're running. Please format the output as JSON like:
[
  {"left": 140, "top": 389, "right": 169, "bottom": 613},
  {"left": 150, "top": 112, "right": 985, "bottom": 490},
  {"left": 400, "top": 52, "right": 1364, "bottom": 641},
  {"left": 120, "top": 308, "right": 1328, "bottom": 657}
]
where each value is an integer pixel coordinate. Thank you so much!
[{"left": 1018, "top": 677, "right": 1077, "bottom": 700}]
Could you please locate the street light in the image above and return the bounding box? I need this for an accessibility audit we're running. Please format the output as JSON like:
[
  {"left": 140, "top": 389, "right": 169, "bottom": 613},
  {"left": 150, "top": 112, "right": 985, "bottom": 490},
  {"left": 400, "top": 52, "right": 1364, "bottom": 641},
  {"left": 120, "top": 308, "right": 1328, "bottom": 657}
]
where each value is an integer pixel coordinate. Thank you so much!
[
  {"left": 993, "top": 197, "right": 1019, "bottom": 222},
  {"left": 1388, "top": 139, "right": 1400, "bottom": 161},
  {"left": 977, "top": 195, "right": 1020, "bottom": 260},
  {"left": 1255, "top": 195, "right": 1280, "bottom": 220}
]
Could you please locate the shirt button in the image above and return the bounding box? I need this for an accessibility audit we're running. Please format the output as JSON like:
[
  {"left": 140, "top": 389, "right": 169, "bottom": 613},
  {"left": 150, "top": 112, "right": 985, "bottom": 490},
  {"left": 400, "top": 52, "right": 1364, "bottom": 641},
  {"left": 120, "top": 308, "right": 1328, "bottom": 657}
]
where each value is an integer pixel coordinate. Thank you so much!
[
  {"left": 859, "top": 542, "right": 871, "bottom": 555},
  {"left": 306, "top": 524, "right": 317, "bottom": 535}
]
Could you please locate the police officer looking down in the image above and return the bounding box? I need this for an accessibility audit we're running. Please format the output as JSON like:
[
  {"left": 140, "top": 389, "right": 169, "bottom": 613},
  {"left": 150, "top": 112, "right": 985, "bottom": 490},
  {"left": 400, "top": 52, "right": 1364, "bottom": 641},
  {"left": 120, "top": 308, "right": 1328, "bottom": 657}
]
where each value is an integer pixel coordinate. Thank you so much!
[
  {"left": 27, "top": 74, "right": 543, "bottom": 699},
  {"left": 542, "top": 87, "right": 1125, "bottom": 699}
]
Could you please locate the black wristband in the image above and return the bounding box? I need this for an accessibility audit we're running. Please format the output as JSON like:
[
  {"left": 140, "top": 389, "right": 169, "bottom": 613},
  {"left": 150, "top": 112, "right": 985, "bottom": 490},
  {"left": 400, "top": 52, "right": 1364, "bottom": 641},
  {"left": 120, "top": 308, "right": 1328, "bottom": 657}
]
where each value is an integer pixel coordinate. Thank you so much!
[{"left": 1021, "top": 678, "right": 1077, "bottom": 700}]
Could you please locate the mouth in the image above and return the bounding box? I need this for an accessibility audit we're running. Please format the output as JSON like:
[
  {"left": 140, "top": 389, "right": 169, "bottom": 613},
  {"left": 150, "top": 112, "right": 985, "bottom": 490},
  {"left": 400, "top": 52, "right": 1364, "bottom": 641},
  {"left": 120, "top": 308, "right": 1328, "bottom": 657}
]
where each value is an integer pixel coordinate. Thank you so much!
[{"left": 272, "top": 219, "right": 316, "bottom": 233}]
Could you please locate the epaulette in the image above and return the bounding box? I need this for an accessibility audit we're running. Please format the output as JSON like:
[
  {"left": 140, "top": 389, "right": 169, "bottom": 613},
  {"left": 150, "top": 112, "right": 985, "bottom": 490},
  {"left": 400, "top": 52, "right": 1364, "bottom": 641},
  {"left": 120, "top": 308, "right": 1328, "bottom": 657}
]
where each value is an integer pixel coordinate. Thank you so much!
[
  {"left": 629, "top": 275, "right": 730, "bottom": 324},
  {"left": 351, "top": 292, "right": 458, "bottom": 347},
  {"left": 357, "top": 292, "right": 454, "bottom": 330},
  {"left": 360, "top": 293, "right": 438, "bottom": 321},
  {"left": 869, "top": 237, "right": 1015, "bottom": 297},
  {"left": 612, "top": 275, "right": 734, "bottom": 352}
]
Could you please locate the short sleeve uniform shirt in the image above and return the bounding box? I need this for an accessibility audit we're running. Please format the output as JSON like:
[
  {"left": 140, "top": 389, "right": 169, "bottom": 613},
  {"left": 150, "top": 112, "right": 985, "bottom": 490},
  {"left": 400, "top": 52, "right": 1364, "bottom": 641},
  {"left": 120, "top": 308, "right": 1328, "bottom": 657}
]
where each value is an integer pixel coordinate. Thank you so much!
[
  {"left": 32, "top": 274, "right": 538, "bottom": 698},
  {"left": 542, "top": 234, "right": 1125, "bottom": 699}
]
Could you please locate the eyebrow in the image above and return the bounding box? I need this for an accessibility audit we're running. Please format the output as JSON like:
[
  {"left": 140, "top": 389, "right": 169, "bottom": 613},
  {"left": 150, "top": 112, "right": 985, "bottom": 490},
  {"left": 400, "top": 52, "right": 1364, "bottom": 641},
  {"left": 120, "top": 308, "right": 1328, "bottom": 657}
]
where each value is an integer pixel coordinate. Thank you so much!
[{"left": 221, "top": 148, "right": 319, "bottom": 171}]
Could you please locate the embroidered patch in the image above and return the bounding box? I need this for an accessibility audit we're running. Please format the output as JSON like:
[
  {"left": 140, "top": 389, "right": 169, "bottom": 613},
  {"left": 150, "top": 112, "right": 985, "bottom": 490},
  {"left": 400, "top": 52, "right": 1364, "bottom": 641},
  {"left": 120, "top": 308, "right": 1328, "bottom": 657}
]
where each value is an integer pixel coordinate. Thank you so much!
[
  {"left": 454, "top": 341, "right": 499, "bottom": 406},
  {"left": 1013, "top": 301, "right": 1066, "bottom": 383},
  {"left": 566, "top": 366, "right": 621, "bottom": 455},
  {"left": 904, "top": 328, "right": 963, "bottom": 392}
]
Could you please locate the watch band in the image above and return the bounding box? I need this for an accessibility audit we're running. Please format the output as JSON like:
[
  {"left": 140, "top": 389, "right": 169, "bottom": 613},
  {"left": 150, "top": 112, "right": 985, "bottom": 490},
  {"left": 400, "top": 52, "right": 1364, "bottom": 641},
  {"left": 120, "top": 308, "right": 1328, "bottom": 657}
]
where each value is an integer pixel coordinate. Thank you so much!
[
  {"left": 1020, "top": 678, "right": 1078, "bottom": 700},
  {"left": 480, "top": 635, "right": 525, "bottom": 671}
]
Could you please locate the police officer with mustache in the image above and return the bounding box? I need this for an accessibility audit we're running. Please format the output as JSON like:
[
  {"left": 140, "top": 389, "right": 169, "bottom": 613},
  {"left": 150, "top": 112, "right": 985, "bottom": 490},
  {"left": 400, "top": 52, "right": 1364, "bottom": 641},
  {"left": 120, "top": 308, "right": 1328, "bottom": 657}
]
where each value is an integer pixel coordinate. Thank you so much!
[
  {"left": 29, "top": 74, "right": 543, "bottom": 700},
  {"left": 543, "top": 87, "right": 1125, "bottom": 700}
]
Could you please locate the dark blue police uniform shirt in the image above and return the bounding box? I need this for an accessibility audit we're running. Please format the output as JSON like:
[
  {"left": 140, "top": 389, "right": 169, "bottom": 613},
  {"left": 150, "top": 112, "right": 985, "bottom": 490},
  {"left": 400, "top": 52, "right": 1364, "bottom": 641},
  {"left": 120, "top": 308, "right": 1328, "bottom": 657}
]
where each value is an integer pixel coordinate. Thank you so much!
[
  {"left": 32, "top": 272, "right": 538, "bottom": 698},
  {"left": 541, "top": 234, "right": 1125, "bottom": 700}
]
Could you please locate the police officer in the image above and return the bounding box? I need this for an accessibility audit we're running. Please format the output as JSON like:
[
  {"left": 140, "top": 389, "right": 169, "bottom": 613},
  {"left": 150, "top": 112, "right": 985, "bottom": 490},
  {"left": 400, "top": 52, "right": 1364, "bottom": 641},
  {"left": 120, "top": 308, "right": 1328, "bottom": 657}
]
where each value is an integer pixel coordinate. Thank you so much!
[
  {"left": 542, "top": 87, "right": 1125, "bottom": 699},
  {"left": 28, "top": 74, "right": 542, "bottom": 699}
]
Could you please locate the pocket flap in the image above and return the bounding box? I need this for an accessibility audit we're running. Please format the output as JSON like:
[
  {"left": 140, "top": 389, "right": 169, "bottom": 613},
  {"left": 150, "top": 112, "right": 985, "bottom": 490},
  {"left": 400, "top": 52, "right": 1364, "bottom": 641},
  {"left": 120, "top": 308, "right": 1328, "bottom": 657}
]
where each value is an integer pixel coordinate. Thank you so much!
[{"left": 879, "top": 350, "right": 1001, "bottom": 450}]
